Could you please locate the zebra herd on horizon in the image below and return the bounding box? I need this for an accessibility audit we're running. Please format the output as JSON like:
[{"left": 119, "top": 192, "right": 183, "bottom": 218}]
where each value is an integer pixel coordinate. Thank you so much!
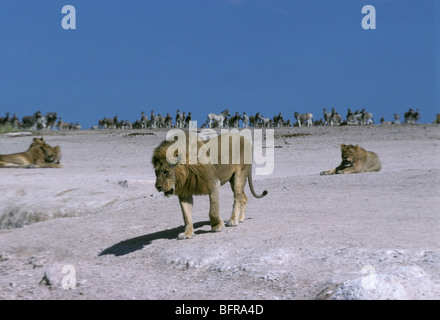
[
  {"left": 0, "top": 111, "right": 81, "bottom": 131},
  {"left": 0, "top": 107, "right": 431, "bottom": 131},
  {"left": 93, "top": 107, "right": 423, "bottom": 130}
]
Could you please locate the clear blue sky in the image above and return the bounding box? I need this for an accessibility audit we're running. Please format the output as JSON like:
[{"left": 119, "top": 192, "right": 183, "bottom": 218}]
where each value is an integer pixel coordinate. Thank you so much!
[{"left": 0, "top": 0, "right": 438, "bottom": 128}]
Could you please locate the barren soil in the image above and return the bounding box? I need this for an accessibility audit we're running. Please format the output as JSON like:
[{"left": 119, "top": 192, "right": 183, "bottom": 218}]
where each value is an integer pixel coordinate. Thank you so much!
[{"left": 0, "top": 124, "right": 439, "bottom": 300}]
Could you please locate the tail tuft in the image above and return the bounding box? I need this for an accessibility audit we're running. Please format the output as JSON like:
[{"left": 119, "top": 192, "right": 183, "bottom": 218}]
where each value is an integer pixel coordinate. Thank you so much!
[
  {"left": 253, "top": 189, "right": 268, "bottom": 199},
  {"left": 248, "top": 170, "right": 268, "bottom": 199}
]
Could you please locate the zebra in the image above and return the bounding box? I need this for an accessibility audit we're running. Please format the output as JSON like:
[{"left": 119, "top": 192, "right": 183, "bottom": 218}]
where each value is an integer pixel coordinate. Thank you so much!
[
  {"left": 140, "top": 112, "right": 149, "bottom": 129},
  {"left": 273, "top": 113, "right": 284, "bottom": 128},
  {"left": 0, "top": 113, "right": 10, "bottom": 127},
  {"left": 347, "top": 108, "right": 362, "bottom": 125},
  {"left": 362, "top": 111, "right": 374, "bottom": 125},
  {"left": 185, "top": 112, "right": 192, "bottom": 128},
  {"left": 9, "top": 114, "right": 20, "bottom": 129},
  {"left": 294, "top": 112, "right": 313, "bottom": 127},
  {"left": 21, "top": 111, "right": 42, "bottom": 130},
  {"left": 164, "top": 113, "right": 173, "bottom": 128},
  {"left": 242, "top": 112, "right": 249, "bottom": 128},
  {"left": 176, "top": 109, "right": 184, "bottom": 128},
  {"left": 323, "top": 108, "right": 332, "bottom": 126},
  {"left": 207, "top": 109, "right": 230, "bottom": 128},
  {"left": 249, "top": 112, "right": 260, "bottom": 128},
  {"left": 258, "top": 114, "right": 271, "bottom": 128},
  {"left": 329, "top": 108, "right": 341, "bottom": 126},
  {"left": 228, "top": 112, "right": 241, "bottom": 128},
  {"left": 404, "top": 108, "right": 420, "bottom": 124},
  {"left": 45, "top": 112, "right": 58, "bottom": 130}
]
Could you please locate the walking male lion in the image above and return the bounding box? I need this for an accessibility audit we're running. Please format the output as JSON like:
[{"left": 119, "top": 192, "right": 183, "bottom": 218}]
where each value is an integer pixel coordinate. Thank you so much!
[
  {"left": 320, "top": 144, "right": 381, "bottom": 175},
  {"left": 152, "top": 132, "right": 267, "bottom": 239},
  {"left": 0, "top": 137, "right": 62, "bottom": 168}
]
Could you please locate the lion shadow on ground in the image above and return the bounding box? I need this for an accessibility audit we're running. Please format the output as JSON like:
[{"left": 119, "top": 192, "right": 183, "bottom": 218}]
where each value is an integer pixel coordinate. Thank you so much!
[{"left": 98, "top": 221, "right": 211, "bottom": 257}]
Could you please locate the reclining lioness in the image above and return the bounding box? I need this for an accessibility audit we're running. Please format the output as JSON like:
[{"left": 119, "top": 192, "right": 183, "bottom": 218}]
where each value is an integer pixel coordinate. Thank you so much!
[
  {"left": 0, "top": 137, "right": 62, "bottom": 168},
  {"left": 320, "top": 144, "right": 381, "bottom": 175}
]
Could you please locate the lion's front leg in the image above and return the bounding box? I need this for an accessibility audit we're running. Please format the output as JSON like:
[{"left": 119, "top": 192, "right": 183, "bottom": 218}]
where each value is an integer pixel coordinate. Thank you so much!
[
  {"left": 36, "top": 163, "right": 63, "bottom": 168},
  {"left": 321, "top": 163, "right": 347, "bottom": 175},
  {"left": 336, "top": 166, "right": 359, "bottom": 174},
  {"left": 209, "top": 180, "right": 224, "bottom": 233},
  {"left": 35, "top": 160, "right": 63, "bottom": 168},
  {"left": 320, "top": 168, "right": 336, "bottom": 175},
  {"left": 178, "top": 195, "right": 194, "bottom": 240}
]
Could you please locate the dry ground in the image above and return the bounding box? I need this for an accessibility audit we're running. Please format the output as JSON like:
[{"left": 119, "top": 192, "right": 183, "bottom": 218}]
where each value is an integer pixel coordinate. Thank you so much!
[{"left": 0, "top": 124, "right": 439, "bottom": 300}]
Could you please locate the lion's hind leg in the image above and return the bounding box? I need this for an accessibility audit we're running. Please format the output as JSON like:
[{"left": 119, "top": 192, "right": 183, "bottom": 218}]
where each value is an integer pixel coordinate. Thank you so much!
[
  {"left": 238, "top": 192, "right": 247, "bottom": 223},
  {"left": 0, "top": 161, "right": 34, "bottom": 168},
  {"left": 226, "top": 173, "right": 246, "bottom": 227},
  {"left": 0, "top": 161, "right": 14, "bottom": 167}
]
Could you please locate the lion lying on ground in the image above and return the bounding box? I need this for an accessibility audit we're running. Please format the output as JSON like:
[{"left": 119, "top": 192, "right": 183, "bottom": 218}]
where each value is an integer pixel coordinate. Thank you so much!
[
  {"left": 152, "top": 132, "right": 267, "bottom": 239},
  {"left": 320, "top": 144, "right": 381, "bottom": 175},
  {"left": 0, "top": 137, "right": 62, "bottom": 168}
]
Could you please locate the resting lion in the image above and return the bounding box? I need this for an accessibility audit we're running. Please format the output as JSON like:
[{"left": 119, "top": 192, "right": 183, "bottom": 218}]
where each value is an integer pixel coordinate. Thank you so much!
[
  {"left": 320, "top": 144, "right": 381, "bottom": 175},
  {"left": 0, "top": 137, "right": 62, "bottom": 168},
  {"left": 152, "top": 132, "right": 268, "bottom": 239}
]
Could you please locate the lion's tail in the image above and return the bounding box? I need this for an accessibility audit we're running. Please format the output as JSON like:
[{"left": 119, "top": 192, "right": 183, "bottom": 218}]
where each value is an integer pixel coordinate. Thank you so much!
[{"left": 247, "top": 169, "right": 268, "bottom": 199}]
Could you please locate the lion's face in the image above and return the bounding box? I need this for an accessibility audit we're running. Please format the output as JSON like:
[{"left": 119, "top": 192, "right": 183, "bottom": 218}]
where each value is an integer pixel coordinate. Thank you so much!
[
  {"left": 154, "top": 160, "right": 177, "bottom": 196},
  {"left": 340, "top": 144, "right": 359, "bottom": 167},
  {"left": 30, "top": 137, "right": 61, "bottom": 164},
  {"left": 42, "top": 145, "right": 61, "bottom": 164}
]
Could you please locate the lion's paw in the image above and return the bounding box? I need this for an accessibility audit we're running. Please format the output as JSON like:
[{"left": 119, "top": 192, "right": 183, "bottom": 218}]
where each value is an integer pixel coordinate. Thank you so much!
[
  {"left": 177, "top": 232, "right": 194, "bottom": 240},
  {"left": 211, "top": 221, "right": 224, "bottom": 232},
  {"left": 225, "top": 220, "right": 238, "bottom": 227}
]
